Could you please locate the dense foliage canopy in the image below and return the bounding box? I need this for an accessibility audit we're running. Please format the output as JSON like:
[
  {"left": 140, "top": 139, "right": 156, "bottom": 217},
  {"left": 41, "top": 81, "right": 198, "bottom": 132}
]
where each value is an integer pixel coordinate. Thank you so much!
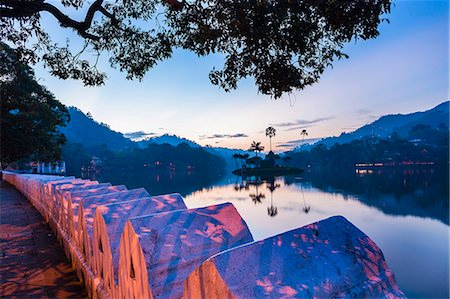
[
  {"left": 1, "top": 0, "right": 391, "bottom": 97},
  {"left": 0, "top": 43, "right": 69, "bottom": 166},
  {"left": 63, "top": 139, "right": 224, "bottom": 173}
]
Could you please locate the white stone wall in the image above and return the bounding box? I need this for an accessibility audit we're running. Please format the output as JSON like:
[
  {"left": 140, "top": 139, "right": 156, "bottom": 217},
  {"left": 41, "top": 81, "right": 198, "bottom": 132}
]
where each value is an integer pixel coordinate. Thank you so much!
[{"left": 2, "top": 171, "right": 404, "bottom": 299}]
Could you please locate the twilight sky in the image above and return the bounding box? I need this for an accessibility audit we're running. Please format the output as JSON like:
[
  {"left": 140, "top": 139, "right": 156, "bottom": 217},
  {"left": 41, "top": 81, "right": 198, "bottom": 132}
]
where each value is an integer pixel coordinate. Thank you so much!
[{"left": 34, "top": 1, "right": 448, "bottom": 151}]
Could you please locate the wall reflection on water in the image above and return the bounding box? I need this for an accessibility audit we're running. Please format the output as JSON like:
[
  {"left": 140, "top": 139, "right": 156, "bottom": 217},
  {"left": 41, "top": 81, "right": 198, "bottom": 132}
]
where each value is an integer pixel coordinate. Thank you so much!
[{"left": 95, "top": 166, "right": 448, "bottom": 298}]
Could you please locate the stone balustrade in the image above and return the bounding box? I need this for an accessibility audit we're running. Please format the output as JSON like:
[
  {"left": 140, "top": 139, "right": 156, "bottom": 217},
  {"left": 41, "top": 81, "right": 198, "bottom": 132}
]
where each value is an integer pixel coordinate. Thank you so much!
[{"left": 2, "top": 171, "right": 404, "bottom": 298}]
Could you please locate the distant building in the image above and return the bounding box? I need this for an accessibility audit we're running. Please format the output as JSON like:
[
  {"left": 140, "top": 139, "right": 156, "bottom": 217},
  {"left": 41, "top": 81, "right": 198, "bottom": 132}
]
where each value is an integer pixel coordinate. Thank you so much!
[{"left": 30, "top": 161, "right": 66, "bottom": 174}]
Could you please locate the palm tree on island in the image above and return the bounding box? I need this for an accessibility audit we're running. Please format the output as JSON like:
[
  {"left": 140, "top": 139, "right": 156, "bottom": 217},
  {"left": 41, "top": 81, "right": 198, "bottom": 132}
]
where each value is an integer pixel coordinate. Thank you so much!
[
  {"left": 265, "top": 126, "right": 276, "bottom": 152},
  {"left": 249, "top": 141, "right": 265, "bottom": 157},
  {"left": 232, "top": 140, "right": 303, "bottom": 176},
  {"left": 301, "top": 129, "right": 308, "bottom": 144}
]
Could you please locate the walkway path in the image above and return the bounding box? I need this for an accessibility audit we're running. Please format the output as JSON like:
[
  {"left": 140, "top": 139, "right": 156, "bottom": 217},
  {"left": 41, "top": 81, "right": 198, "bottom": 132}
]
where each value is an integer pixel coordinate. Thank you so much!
[{"left": 0, "top": 180, "right": 87, "bottom": 298}]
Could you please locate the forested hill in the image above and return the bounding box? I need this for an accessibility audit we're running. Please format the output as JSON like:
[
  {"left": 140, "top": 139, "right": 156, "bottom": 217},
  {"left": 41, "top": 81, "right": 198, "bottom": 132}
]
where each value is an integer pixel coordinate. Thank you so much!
[
  {"left": 60, "top": 107, "right": 134, "bottom": 151},
  {"left": 137, "top": 134, "right": 201, "bottom": 148},
  {"left": 60, "top": 108, "right": 227, "bottom": 178},
  {"left": 298, "top": 101, "right": 449, "bottom": 150}
]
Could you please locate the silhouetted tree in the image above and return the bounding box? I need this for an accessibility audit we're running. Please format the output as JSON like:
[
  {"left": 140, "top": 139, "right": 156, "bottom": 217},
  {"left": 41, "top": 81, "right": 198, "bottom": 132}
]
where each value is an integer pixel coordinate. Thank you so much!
[
  {"left": 1, "top": 0, "right": 391, "bottom": 97},
  {"left": 249, "top": 141, "right": 265, "bottom": 158},
  {"left": 263, "top": 151, "right": 279, "bottom": 168},
  {"left": 265, "top": 126, "right": 276, "bottom": 152},
  {"left": 249, "top": 182, "right": 265, "bottom": 204},
  {"left": 266, "top": 178, "right": 279, "bottom": 217},
  {"left": 1, "top": 43, "right": 69, "bottom": 168},
  {"left": 232, "top": 153, "right": 250, "bottom": 169},
  {"left": 301, "top": 129, "right": 309, "bottom": 144},
  {"left": 267, "top": 205, "right": 278, "bottom": 217},
  {"left": 300, "top": 183, "right": 310, "bottom": 214}
]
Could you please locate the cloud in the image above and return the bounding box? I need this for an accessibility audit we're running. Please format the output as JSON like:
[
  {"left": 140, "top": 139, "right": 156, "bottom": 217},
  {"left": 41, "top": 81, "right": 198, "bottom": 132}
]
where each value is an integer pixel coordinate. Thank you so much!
[
  {"left": 270, "top": 117, "right": 333, "bottom": 128},
  {"left": 357, "top": 109, "right": 371, "bottom": 115},
  {"left": 123, "top": 131, "right": 157, "bottom": 141},
  {"left": 199, "top": 133, "right": 249, "bottom": 140},
  {"left": 283, "top": 124, "right": 314, "bottom": 132},
  {"left": 276, "top": 138, "right": 321, "bottom": 149}
]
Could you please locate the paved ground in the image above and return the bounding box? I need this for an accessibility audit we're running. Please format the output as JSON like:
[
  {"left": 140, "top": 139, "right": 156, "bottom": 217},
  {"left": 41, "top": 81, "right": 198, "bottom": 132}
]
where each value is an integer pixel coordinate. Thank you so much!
[{"left": 0, "top": 180, "right": 87, "bottom": 298}]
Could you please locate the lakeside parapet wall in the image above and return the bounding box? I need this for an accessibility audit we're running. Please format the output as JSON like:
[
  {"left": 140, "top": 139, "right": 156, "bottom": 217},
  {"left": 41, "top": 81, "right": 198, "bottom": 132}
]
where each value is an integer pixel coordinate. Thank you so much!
[
  {"left": 65, "top": 185, "right": 128, "bottom": 244},
  {"left": 2, "top": 171, "right": 405, "bottom": 298},
  {"left": 92, "top": 193, "right": 187, "bottom": 298},
  {"left": 118, "top": 203, "right": 254, "bottom": 299},
  {"left": 183, "top": 216, "right": 406, "bottom": 298}
]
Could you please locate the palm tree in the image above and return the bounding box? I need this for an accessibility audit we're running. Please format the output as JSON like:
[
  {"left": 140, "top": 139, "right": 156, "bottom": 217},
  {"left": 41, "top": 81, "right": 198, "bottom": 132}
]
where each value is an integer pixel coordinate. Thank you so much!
[
  {"left": 300, "top": 129, "right": 308, "bottom": 144},
  {"left": 249, "top": 182, "right": 265, "bottom": 204},
  {"left": 248, "top": 141, "right": 265, "bottom": 157},
  {"left": 267, "top": 205, "right": 278, "bottom": 217},
  {"left": 265, "top": 126, "right": 276, "bottom": 152},
  {"left": 300, "top": 183, "right": 310, "bottom": 214},
  {"left": 266, "top": 178, "right": 279, "bottom": 217}
]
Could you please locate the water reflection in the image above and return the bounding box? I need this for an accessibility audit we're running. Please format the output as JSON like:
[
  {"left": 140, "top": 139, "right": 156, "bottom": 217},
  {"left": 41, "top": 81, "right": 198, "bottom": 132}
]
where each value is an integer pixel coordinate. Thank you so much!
[
  {"left": 298, "top": 166, "right": 449, "bottom": 225},
  {"left": 91, "top": 168, "right": 226, "bottom": 197},
  {"left": 184, "top": 166, "right": 449, "bottom": 298},
  {"left": 266, "top": 177, "right": 280, "bottom": 217},
  {"left": 92, "top": 166, "right": 448, "bottom": 298},
  {"left": 248, "top": 178, "right": 265, "bottom": 204}
]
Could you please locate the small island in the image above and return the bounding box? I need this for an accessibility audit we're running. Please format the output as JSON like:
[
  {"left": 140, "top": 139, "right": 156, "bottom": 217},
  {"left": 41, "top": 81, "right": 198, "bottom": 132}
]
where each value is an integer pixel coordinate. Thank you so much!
[{"left": 232, "top": 133, "right": 304, "bottom": 177}]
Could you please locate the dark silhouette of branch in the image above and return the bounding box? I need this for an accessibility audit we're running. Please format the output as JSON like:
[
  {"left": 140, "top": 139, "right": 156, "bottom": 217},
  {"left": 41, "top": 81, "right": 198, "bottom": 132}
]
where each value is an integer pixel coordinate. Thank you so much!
[
  {"left": 1, "top": 0, "right": 391, "bottom": 93},
  {"left": 0, "top": 0, "right": 122, "bottom": 40},
  {"left": 165, "top": 0, "right": 184, "bottom": 11}
]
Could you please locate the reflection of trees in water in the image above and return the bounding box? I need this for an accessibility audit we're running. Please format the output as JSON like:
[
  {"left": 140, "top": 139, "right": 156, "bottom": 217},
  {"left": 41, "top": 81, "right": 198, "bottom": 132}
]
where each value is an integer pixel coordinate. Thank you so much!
[
  {"left": 96, "top": 168, "right": 223, "bottom": 197},
  {"left": 300, "top": 183, "right": 310, "bottom": 214},
  {"left": 289, "top": 166, "right": 449, "bottom": 224},
  {"left": 282, "top": 176, "right": 311, "bottom": 214},
  {"left": 233, "top": 177, "right": 250, "bottom": 191},
  {"left": 249, "top": 179, "right": 265, "bottom": 204},
  {"left": 235, "top": 175, "right": 312, "bottom": 217},
  {"left": 267, "top": 205, "right": 277, "bottom": 217},
  {"left": 98, "top": 166, "right": 449, "bottom": 224},
  {"left": 266, "top": 177, "right": 280, "bottom": 217}
]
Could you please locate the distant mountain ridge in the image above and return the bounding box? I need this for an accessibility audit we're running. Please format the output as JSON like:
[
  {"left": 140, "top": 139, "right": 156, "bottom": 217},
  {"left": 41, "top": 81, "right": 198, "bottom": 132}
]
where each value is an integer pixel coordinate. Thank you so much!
[
  {"left": 294, "top": 101, "right": 449, "bottom": 151},
  {"left": 137, "top": 134, "right": 201, "bottom": 148},
  {"left": 61, "top": 107, "right": 134, "bottom": 151},
  {"left": 60, "top": 107, "right": 252, "bottom": 167},
  {"left": 62, "top": 101, "right": 449, "bottom": 161}
]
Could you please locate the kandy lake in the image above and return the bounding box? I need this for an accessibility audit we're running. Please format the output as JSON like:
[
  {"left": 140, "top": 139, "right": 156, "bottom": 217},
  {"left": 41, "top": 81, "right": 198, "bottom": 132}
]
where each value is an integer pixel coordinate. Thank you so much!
[{"left": 92, "top": 165, "right": 449, "bottom": 298}]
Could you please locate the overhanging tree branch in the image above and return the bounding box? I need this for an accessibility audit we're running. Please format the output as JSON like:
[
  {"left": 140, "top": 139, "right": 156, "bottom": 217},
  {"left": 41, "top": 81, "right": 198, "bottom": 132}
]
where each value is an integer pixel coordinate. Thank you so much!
[
  {"left": 1, "top": 0, "right": 121, "bottom": 40},
  {"left": 41, "top": 2, "right": 100, "bottom": 40},
  {"left": 1, "top": 0, "right": 391, "bottom": 96}
]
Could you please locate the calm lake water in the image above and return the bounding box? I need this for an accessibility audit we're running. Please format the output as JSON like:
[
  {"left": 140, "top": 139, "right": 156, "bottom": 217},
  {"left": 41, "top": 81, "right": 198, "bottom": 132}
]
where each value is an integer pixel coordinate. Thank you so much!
[{"left": 96, "top": 166, "right": 449, "bottom": 298}]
